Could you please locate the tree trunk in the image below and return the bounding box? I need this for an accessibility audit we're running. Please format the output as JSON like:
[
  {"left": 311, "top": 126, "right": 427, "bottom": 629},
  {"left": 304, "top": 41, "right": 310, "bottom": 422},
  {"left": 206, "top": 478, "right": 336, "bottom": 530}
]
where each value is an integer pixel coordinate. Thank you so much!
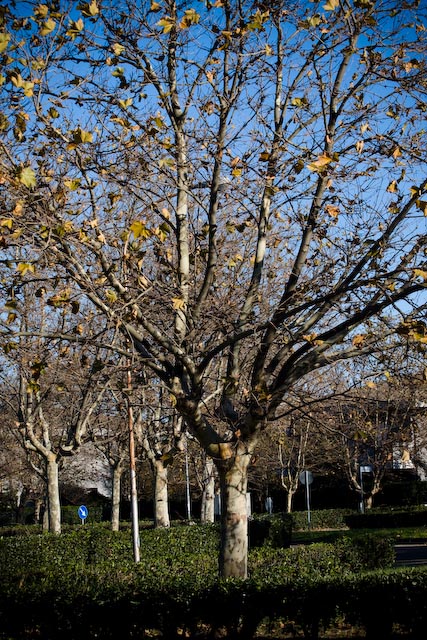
[
  {"left": 217, "top": 452, "right": 251, "bottom": 579},
  {"left": 153, "top": 458, "right": 170, "bottom": 528},
  {"left": 201, "top": 456, "right": 215, "bottom": 523},
  {"left": 46, "top": 454, "right": 61, "bottom": 533},
  {"left": 286, "top": 489, "right": 294, "bottom": 514},
  {"left": 34, "top": 498, "right": 43, "bottom": 525},
  {"left": 111, "top": 462, "right": 123, "bottom": 532}
]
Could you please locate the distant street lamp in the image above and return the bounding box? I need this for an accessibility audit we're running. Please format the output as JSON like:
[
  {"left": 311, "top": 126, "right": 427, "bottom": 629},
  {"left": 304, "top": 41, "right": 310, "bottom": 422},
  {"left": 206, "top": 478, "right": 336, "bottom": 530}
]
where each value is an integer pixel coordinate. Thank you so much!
[{"left": 359, "top": 465, "right": 372, "bottom": 514}]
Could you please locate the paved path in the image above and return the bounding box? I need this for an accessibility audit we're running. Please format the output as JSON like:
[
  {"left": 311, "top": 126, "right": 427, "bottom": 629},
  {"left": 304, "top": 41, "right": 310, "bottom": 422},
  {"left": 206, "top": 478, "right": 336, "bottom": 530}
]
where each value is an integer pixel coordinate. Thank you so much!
[{"left": 395, "top": 542, "right": 427, "bottom": 567}]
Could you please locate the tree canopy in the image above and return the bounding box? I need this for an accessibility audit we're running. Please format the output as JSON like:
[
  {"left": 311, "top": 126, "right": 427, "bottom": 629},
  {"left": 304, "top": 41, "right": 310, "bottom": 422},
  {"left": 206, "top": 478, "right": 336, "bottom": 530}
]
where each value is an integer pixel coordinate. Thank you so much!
[{"left": 1, "top": 0, "right": 426, "bottom": 576}]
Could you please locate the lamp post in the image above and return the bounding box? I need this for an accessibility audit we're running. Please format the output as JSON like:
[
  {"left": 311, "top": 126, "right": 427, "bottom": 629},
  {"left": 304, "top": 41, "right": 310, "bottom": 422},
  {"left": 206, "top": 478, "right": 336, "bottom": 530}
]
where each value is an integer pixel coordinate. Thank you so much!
[{"left": 359, "top": 465, "right": 372, "bottom": 514}]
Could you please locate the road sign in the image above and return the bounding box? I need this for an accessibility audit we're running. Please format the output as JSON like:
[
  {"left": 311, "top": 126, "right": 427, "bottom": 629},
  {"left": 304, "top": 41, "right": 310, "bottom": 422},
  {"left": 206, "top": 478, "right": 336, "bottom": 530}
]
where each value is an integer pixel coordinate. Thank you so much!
[
  {"left": 78, "top": 505, "right": 88, "bottom": 521},
  {"left": 360, "top": 465, "right": 372, "bottom": 473},
  {"left": 299, "top": 470, "right": 313, "bottom": 485}
]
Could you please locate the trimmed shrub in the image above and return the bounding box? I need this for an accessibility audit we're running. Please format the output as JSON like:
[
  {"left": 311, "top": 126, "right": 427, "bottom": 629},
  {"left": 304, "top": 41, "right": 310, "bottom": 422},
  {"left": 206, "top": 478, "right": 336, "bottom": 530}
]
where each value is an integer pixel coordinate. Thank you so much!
[
  {"left": 249, "top": 513, "right": 292, "bottom": 548},
  {"left": 346, "top": 506, "right": 427, "bottom": 529},
  {"left": 0, "top": 522, "right": 410, "bottom": 640},
  {"left": 291, "top": 508, "right": 356, "bottom": 531}
]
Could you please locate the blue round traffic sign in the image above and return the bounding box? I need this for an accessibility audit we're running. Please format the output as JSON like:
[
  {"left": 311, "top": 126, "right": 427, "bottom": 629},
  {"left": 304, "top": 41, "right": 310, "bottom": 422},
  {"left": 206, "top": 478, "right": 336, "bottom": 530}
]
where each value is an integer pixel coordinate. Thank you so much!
[{"left": 78, "top": 505, "right": 88, "bottom": 520}]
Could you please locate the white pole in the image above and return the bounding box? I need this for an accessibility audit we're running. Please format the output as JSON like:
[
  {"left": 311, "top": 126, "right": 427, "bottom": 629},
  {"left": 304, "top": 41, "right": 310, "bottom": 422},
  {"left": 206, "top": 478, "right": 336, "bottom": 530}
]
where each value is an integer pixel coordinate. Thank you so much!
[
  {"left": 360, "top": 466, "right": 365, "bottom": 514},
  {"left": 127, "top": 363, "right": 140, "bottom": 563},
  {"left": 185, "top": 437, "right": 191, "bottom": 521},
  {"left": 305, "top": 470, "right": 311, "bottom": 528}
]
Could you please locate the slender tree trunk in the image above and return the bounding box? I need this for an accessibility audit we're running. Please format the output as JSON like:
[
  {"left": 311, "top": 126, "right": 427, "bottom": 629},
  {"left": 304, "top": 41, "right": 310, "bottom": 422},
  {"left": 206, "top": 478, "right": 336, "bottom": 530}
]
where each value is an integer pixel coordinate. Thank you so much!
[
  {"left": 286, "top": 489, "right": 294, "bottom": 514},
  {"left": 201, "top": 456, "right": 215, "bottom": 524},
  {"left": 217, "top": 452, "right": 251, "bottom": 579},
  {"left": 153, "top": 458, "right": 170, "bottom": 528},
  {"left": 46, "top": 454, "right": 61, "bottom": 533},
  {"left": 15, "top": 485, "right": 29, "bottom": 524},
  {"left": 34, "top": 498, "right": 43, "bottom": 525},
  {"left": 111, "top": 462, "right": 123, "bottom": 532}
]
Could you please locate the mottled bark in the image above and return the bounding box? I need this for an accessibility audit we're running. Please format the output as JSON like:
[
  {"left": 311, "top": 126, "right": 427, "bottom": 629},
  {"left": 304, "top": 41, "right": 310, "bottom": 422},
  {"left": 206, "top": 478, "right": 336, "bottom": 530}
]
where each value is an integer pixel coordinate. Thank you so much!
[
  {"left": 201, "top": 456, "right": 215, "bottom": 524},
  {"left": 217, "top": 451, "right": 251, "bottom": 579},
  {"left": 154, "top": 458, "right": 170, "bottom": 528},
  {"left": 46, "top": 454, "right": 61, "bottom": 534},
  {"left": 111, "top": 462, "right": 124, "bottom": 532}
]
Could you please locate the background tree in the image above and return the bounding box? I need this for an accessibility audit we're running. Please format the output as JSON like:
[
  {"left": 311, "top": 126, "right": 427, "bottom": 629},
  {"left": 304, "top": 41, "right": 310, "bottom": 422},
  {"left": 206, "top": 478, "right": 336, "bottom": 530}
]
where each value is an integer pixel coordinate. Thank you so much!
[{"left": 1, "top": 0, "right": 427, "bottom": 576}]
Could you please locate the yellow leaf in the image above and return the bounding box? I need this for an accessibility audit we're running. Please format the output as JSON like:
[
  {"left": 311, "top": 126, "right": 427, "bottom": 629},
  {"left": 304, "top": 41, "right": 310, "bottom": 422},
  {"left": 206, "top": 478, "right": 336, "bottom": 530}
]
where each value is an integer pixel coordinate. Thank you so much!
[
  {"left": 17, "top": 166, "right": 37, "bottom": 188},
  {"left": 118, "top": 98, "right": 133, "bottom": 109},
  {"left": 66, "top": 18, "right": 84, "bottom": 39},
  {"left": 180, "top": 8, "right": 200, "bottom": 29},
  {"left": 158, "top": 156, "right": 174, "bottom": 168},
  {"left": 232, "top": 167, "right": 242, "bottom": 177},
  {"left": 386, "top": 180, "right": 398, "bottom": 193},
  {"left": 11, "top": 73, "right": 24, "bottom": 89},
  {"left": 366, "top": 381, "right": 376, "bottom": 389},
  {"left": 112, "top": 42, "right": 125, "bottom": 55},
  {"left": 64, "top": 178, "right": 81, "bottom": 190},
  {"left": 259, "top": 151, "right": 270, "bottom": 161},
  {"left": 157, "top": 16, "right": 175, "bottom": 33},
  {"left": 307, "top": 154, "right": 333, "bottom": 172},
  {"left": 323, "top": 0, "right": 339, "bottom": 10},
  {"left": 34, "top": 4, "right": 49, "bottom": 18},
  {"left": 172, "top": 297, "right": 185, "bottom": 310},
  {"left": 0, "top": 33, "right": 10, "bottom": 53},
  {"left": 416, "top": 200, "right": 427, "bottom": 215},
  {"left": 22, "top": 81, "right": 34, "bottom": 97},
  {"left": 413, "top": 269, "right": 427, "bottom": 281},
  {"left": 248, "top": 9, "right": 270, "bottom": 31},
  {"left": 392, "top": 146, "right": 402, "bottom": 159},
  {"left": 105, "top": 289, "right": 118, "bottom": 303},
  {"left": 130, "top": 220, "right": 151, "bottom": 239},
  {"left": 13, "top": 201, "right": 24, "bottom": 216},
  {"left": 17, "top": 262, "right": 35, "bottom": 275},
  {"left": 40, "top": 18, "right": 56, "bottom": 36},
  {"left": 325, "top": 204, "right": 340, "bottom": 218},
  {"left": 78, "top": 1, "right": 99, "bottom": 17},
  {"left": 0, "top": 218, "right": 13, "bottom": 229},
  {"left": 352, "top": 334, "right": 366, "bottom": 349},
  {"left": 302, "top": 334, "right": 318, "bottom": 342},
  {"left": 68, "top": 127, "right": 93, "bottom": 148}
]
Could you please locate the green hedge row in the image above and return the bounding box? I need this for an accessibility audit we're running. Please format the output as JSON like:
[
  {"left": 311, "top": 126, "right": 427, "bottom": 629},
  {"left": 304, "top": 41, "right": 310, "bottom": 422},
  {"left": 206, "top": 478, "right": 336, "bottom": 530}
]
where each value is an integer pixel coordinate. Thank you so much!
[
  {"left": 346, "top": 506, "right": 427, "bottom": 530},
  {"left": 291, "top": 508, "right": 355, "bottom": 530},
  {"left": 0, "top": 524, "right": 399, "bottom": 639},
  {"left": 1, "top": 561, "right": 424, "bottom": 639}
]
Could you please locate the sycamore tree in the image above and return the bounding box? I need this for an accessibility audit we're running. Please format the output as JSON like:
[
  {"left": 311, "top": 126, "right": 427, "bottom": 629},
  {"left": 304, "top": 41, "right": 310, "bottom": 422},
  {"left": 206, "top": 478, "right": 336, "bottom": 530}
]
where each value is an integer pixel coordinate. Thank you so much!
[{"left": 1, "top": 0, "right": 427, "bottom": 576}]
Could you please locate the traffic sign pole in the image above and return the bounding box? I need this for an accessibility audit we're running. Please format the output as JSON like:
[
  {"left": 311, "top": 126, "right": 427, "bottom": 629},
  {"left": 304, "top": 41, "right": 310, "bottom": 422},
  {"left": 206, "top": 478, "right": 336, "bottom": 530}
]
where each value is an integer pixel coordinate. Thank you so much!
[
  {"left": 305, "top": 470, "right": 311, "bottom": 528},
  {"left": 78, "top": 505, "right": 88, "bottom": 525},
  {"left": 299, "top": 471, "right": 313, "bottom": 529}
]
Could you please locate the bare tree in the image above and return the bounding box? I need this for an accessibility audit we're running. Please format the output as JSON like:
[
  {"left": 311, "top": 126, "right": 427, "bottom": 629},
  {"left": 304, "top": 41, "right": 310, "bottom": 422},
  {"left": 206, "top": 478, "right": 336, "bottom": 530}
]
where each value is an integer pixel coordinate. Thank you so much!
[{"left": 1, "top": 0, "right": 427, "bottom": 576}]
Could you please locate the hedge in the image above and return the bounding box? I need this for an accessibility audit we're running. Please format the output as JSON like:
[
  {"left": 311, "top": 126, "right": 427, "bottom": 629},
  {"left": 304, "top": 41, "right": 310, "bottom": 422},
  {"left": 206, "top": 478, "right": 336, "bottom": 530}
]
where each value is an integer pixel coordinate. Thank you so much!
[
  {"left": 346, "top": 506, "right": 427, "bottom": 530},
  {"left": 0, "top": 523, "right": 401, "bottom": 639},
  {"left": 291, "top": 508, "right": 356, "bottom": 530}
]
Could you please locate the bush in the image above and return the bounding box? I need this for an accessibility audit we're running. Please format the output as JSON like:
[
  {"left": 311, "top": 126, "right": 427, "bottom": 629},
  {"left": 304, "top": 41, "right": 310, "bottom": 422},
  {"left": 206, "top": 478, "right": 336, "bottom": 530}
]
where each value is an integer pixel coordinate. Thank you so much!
[
  {"left": 291, "top": 508, "right": 356, "bottom": 531},
  {"left": 0, "top": 522, "right": 408, "bottom": 640},
  {"left": 346, "top": 506, "right": 427, "bottom": 529},
  {"left": 249, "top": 513, "right": 292, "bottom": 548}
]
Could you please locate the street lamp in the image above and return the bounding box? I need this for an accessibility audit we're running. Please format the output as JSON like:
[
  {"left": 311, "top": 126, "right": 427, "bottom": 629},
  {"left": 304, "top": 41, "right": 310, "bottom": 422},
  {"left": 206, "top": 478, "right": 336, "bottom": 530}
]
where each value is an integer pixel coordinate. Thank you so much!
[{"left": 359, "top": 465, "right": 372, "bottom": 514}]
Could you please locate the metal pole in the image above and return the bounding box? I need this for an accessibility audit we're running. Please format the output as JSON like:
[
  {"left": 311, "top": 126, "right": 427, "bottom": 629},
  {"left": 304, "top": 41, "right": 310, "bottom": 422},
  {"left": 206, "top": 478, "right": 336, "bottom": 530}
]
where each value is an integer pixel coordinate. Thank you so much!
[
  {"left": 185, "top": 436, "right": 191, "bottom": 521},
  {"left": 305, "top": 470, "right": 311, "bottom": 528},
  {"left": 360, "top": 467, "right": 365, "bottom": 514},
  {"left": 127, "top": 364, "right": 140, "bottom": 563}
]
